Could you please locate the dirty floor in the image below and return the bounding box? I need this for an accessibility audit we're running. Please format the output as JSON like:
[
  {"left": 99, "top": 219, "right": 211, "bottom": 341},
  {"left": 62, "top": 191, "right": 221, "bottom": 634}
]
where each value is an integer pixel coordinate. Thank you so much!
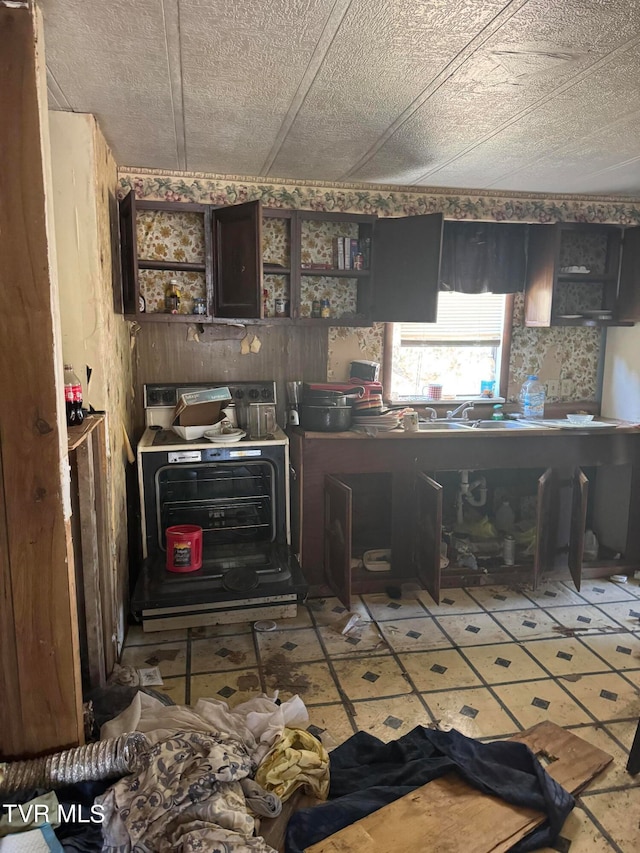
[{"left": 122, "top": 577, "right": 640, "bottom": 852}]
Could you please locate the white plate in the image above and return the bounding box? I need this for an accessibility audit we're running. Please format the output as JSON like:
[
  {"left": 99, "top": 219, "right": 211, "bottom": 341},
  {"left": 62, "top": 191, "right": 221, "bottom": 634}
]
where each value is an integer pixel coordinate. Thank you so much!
[
  {"left": 205, "top": 429, "right": 246, "bottom": 442},
  {"left": 537, "top": 419, "right": 612, "bottom": 430}
]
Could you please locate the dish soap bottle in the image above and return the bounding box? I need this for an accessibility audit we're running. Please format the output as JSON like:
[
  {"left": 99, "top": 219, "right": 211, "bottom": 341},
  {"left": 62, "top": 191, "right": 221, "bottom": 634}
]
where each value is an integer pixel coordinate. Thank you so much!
[
  {"left": 519, "top": 374, "right": 546, "bottom": 419},
  {"left": 491, "top": 404, "right": 505, "bottom": 420}
]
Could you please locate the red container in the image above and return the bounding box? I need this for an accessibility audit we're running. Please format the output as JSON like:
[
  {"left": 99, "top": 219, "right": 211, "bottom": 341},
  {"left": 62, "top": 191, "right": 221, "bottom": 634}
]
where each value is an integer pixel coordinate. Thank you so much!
[{"left": 166, "top": 525, "right": 203, "bottom": 573}]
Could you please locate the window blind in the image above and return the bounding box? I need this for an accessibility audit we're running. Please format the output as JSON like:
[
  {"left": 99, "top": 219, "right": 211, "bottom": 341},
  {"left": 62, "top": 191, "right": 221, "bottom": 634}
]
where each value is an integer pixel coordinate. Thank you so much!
[{"left": 399, "top": 292, "right": 505, "bottom": 345}]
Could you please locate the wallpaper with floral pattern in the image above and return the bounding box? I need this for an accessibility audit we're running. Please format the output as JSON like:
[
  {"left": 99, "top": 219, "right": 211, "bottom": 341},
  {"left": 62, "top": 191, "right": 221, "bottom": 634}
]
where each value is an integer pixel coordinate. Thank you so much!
[
  {"left": 262, "top": 217, "right": 290, "bottom": 266},
  {"left": 137, "top": 209, "right": 205, "bottom": 263},
  {"left": 120, "top": 168, "right": 640, "bottom": 401}
]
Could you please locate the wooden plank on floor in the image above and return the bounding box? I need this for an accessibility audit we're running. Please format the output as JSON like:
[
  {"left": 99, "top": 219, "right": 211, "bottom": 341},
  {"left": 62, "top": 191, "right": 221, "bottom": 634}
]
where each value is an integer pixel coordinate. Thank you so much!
[{"left": 304, "top": 722, "right": 612, "bottom": 853}]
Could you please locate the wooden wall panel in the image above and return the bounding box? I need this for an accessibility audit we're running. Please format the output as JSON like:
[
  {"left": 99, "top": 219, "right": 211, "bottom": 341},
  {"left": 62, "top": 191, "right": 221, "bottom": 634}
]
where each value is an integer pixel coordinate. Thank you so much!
[
  {"left": 133, "top": 323, "right": 328, "bottom": 434},
  {"left": 0, "top": 3, "right": 83, "bottom": 757}
]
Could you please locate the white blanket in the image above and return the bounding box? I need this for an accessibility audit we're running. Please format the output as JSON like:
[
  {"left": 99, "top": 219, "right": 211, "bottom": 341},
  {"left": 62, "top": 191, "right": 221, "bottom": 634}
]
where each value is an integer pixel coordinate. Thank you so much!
[{"left": 101, "top": 692, "right": 309, "bottom": 765}]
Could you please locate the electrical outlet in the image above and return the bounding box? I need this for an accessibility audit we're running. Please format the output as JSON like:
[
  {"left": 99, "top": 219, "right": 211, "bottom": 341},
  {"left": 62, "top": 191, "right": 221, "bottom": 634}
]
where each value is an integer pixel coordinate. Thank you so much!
[
  {"left": 547, "top": 380, "right": 560, "bottom": 398},
  {"left": 561, "top": 379, "right": 573, "bottom": 397}
]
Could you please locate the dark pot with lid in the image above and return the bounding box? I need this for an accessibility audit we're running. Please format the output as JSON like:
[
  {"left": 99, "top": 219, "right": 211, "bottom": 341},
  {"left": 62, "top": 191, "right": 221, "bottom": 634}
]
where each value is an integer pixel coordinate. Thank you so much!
[
  {"left": 302, "top": 386, "right": 365, "bottom": 408},
  {"left": 300, "top": 404, "right": 352, "bottom": 432}
]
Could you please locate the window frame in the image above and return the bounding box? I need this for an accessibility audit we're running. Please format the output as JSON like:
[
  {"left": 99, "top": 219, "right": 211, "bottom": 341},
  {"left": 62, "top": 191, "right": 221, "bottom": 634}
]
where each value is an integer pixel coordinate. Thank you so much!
[{"left": 382, "top": 293, "right": 515, "bottom": 404}]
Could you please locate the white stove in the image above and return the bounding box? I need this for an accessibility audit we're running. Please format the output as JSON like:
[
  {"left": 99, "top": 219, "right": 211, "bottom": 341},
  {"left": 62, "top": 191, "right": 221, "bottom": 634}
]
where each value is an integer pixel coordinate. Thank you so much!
[{"left": 132, "top": 382, "right": 306, "bottom": 632}]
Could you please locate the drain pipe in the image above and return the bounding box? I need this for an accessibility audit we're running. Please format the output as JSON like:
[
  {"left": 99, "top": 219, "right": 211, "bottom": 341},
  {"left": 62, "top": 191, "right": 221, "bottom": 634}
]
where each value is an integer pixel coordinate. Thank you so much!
[{"left": 456, "top": 470, "right": 488, "bottom": 525}]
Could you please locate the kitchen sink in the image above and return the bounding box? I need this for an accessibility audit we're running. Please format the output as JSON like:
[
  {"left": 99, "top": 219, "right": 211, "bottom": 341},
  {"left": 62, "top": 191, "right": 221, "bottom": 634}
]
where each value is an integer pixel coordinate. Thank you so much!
[
  {"left": 419, "top": 421, "right": 471, "bottom": 430},
  {"left": 466, "top": 420, "right": 549, "bottom": 430}
]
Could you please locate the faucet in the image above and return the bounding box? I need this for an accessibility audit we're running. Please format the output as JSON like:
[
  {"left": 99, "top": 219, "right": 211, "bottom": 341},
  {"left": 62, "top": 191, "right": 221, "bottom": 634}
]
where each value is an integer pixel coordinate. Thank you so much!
[
  {"left": 421, "top": 407, "right": 437, "bottom": 421},
  {"left": 446, "top": 401, "right": 475, "bottom": 421}
]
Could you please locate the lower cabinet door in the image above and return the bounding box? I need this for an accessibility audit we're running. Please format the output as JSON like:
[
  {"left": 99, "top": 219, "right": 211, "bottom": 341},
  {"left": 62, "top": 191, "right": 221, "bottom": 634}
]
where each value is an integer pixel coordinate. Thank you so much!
[
  {"left": 324, "top": 475, "right": 353, "bottom": 610},
  {"left": 536, "top": 467, "right": 588, "bottom": 590},
  {"left": 534, "top": 468, "right": 556, "bottom": 588},
  {"left": 415, "top": 472, "right": 443, "bottom": 605},
  {"left": 569, "top": 468, "right": 589, "bottom": 591}
]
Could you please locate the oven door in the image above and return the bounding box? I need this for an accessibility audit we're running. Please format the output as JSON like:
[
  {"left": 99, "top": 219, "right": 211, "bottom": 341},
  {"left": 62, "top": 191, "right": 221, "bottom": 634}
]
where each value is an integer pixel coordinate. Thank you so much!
[{"left": 156, "top": 460, "right": 277, "bottom": 554}]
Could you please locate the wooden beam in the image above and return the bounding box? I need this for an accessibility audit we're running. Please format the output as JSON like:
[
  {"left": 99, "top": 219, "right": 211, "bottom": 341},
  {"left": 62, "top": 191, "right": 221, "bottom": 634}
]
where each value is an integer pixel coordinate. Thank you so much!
[{"left": 0, "top": 2, "right": 83, "bottom": 756}]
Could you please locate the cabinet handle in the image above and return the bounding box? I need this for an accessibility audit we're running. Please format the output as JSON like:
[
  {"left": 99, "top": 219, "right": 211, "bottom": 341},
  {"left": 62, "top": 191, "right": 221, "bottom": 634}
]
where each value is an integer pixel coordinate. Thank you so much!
[{"left": 289, "top": 465, "right": 297, "bottom": 481}]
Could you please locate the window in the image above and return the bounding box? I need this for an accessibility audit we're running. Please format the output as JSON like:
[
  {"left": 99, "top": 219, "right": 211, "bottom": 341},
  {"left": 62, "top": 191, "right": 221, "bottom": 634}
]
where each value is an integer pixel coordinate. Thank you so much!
[{"left": 387, "top": 292, "right": 511, "bottom": 400}]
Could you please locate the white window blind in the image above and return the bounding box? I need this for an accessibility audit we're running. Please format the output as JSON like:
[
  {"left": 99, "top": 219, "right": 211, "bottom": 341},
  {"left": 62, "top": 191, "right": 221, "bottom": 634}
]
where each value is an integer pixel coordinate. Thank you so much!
[{"left": 399, "top": 293, "right": 505, "bottom": 345}]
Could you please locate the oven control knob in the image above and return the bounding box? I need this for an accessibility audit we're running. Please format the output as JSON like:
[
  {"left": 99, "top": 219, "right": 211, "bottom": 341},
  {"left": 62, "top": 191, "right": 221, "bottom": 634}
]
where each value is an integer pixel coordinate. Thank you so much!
[
  {"left": 161, "top": 390, "right": 174, "bottom": 405},
  {"left": 261, "top": 387, "right": 272, "bottom": 400},
  {"left": 249, "top": 389, "right": 260, "bottom": 400},
  {"left": 234, "top": 389, "right": 244, "bottom": 399},
  {"left": 147, "top": 389, "right": 161, "bottom": 405}
]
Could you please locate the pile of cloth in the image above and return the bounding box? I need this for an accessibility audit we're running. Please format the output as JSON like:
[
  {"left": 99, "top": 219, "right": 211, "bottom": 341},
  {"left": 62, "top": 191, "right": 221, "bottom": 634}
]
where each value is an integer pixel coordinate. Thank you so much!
[
  {"left": 97, "top": 692, "right": 329, "bottom": 852},
  {"left": 0, "top": 692, "right": 330, "bottom": 853}
]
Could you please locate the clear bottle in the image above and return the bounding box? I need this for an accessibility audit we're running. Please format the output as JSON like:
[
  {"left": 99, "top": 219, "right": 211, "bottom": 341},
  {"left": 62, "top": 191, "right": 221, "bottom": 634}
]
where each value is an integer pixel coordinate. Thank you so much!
[
  {"left": 519, "top": 374, "right": 546, "bottom": 419},
  {"left": 495, "top": 500, "right": 515, "bottom": 533},
  {"left": 63, "top": 364, "right": 84, "bottom": 427}
]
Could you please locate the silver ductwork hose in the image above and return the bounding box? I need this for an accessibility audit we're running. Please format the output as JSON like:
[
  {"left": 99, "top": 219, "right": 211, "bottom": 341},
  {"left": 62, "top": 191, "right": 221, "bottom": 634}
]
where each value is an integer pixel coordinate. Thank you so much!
[{"left": 0, "top": 732, "right": 149, "bottom": 796}]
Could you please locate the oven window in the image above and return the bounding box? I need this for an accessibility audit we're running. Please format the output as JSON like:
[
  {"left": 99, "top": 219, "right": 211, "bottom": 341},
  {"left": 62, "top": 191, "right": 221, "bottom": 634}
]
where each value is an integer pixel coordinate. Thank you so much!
[{"left": 156, "top": 461, "right": 277, "bottom": 550}]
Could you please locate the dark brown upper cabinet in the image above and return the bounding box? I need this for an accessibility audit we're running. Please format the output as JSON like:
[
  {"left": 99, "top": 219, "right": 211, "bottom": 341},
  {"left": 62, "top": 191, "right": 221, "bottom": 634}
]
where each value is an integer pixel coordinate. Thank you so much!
[
  {"left": 370, "top": 213, "right": 443, "bottom": 322},
  {"left": 213, "top": 200, "right": 263, "bottom": 319},
  {"left": 117, "top": 192, "right": 213, "bottom": 322},
  {"left": 116, "top": 192, "right": 264, "bottom": 322},
  {"left": 117, "top": 197, "right": 444, "bottom": 325},
  {"left": 525, "top": 222, "right": 640, "bottom": 328}
]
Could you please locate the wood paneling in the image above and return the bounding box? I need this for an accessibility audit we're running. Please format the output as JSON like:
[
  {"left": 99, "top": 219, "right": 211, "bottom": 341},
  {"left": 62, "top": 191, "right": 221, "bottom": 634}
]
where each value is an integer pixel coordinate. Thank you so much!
[
  {"left": 0, "top": 3, "right": 83, "bottom": 757},
  {"left": 133, "top": 322, "right": 328, "bottom": 434}
]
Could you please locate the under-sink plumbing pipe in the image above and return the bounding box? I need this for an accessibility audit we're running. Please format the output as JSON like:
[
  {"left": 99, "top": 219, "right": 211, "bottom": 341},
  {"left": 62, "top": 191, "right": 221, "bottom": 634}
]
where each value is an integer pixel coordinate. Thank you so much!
[{"left": 456, "top": 469, "right": 487, "bottom": 525}]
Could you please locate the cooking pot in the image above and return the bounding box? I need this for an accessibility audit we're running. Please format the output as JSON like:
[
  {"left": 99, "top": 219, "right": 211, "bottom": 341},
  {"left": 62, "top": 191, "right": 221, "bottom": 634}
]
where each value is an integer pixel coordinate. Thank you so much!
[
  {"left": 302, "top": 386, "right": 365, "bottom": 408},
  {"left": 300, "top": 404, "right": 352, "bottom": 432}
]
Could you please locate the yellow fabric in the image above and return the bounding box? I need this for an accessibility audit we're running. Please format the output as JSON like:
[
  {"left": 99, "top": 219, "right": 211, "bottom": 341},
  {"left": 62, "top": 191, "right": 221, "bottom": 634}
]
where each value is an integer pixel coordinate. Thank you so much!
[{"left": 255, "top": 728, "right": 329, "bottom": 802}]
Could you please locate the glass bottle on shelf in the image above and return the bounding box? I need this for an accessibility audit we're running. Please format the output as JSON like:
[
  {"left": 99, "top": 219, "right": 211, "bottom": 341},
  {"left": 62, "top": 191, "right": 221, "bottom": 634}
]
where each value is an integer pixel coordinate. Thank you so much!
[{"left": 165, "top": 279, "right": 181, "bottom": 314}]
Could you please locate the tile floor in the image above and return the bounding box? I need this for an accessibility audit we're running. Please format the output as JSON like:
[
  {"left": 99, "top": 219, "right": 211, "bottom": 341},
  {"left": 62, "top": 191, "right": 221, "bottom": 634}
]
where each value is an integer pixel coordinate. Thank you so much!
[{"left": 122, "top": 577, "right": 640, "bottom": 852}]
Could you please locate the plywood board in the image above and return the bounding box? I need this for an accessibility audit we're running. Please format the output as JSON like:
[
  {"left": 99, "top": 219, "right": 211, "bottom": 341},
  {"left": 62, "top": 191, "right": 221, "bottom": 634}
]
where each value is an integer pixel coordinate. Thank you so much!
[{"left": 305, "top": 722, "right": 612, "bottom": 853}]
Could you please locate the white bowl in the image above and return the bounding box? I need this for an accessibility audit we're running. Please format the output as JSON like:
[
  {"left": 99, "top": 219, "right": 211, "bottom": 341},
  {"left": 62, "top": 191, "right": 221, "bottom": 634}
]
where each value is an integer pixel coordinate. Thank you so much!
[{"left": 566, "top": 414, "right": 594, "bottom": 425}]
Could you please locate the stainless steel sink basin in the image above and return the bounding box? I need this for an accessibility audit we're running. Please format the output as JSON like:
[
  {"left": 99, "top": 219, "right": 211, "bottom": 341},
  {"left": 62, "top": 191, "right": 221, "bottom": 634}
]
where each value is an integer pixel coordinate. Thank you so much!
[
  {"left": 467, "top": 420, "right": 548, "bottom": 430},
  {"left": 418, "top": 421, "right": 471, "bottom": 430}
]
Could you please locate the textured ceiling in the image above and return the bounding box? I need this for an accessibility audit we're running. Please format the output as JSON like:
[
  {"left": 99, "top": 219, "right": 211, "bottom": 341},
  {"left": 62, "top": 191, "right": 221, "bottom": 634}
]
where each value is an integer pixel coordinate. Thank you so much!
[{"left": 42, "top": 0, "right": 640, "bottom": 195}]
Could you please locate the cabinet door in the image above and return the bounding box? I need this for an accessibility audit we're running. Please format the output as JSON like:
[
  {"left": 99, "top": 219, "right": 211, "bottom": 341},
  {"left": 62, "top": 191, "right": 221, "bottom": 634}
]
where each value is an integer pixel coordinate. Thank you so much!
[
  {"left": 213, "top": 200, "right": 263, "bottom": 318},
  {"left": 534, "top": 468, "right": 557, "bottom": 587},
  {"left": 524, "top": 225, "right": 556, "bottom": 327},
  {"left": 370, "top": 213, "right": 443, "bottom": 322},
  {"left": 118, "top": 190, "right": 138, "bottom": 314},
  {"left": 324, "top": 475, "right": 352, "bottom": 610},
  {"left": 617, "top": 226, "right": 640, "bottom": 322},
  {"left": 415, "top": 473, "right": 442, "bottom": 604},
  {"left": 569, "top": 468, "right": 589, "bottom": 591}
]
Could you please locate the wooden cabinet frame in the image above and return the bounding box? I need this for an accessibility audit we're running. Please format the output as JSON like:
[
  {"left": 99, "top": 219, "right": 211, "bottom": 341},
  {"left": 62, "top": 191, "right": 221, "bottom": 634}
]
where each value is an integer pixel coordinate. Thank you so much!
[
  {"left": 118, "top": 196, "right": 444, "bottom": 325},
  {"left": 525, "top": 222, "right": 640, "bottom": 328}
]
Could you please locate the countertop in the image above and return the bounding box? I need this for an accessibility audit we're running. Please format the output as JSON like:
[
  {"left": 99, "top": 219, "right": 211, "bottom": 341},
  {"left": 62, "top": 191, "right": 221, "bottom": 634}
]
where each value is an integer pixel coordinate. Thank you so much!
[{"left": 293, "top": 418, "right": 640, "bottom": 439}]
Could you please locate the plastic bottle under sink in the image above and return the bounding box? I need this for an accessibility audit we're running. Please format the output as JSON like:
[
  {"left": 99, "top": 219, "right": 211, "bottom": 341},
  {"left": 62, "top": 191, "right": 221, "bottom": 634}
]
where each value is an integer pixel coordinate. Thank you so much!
[{"left": 495, "top": 500, "right": 515, "bottom": 533}]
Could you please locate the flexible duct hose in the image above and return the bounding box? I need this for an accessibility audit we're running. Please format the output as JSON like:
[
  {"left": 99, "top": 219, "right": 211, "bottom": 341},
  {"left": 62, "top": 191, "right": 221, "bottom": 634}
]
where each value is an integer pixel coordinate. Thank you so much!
[{"left": 0, "top": 733, "right": 149, "bottom": 796}]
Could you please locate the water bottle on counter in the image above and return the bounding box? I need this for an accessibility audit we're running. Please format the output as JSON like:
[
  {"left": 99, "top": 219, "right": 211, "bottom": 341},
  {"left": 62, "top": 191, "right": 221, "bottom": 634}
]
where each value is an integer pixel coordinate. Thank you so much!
[{"left": 519, "top": 374, "right": 545, "bottom": 419}]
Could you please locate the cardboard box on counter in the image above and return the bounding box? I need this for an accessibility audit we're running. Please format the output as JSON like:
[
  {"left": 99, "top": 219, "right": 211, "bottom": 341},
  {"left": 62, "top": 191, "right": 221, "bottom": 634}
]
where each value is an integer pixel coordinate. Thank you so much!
[{"left": 172, "top": 387, "right": 232, "bottom": 439}]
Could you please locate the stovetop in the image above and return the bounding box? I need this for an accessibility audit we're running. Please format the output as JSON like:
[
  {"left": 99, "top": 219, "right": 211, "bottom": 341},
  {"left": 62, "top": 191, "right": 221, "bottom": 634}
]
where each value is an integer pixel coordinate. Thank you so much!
[{"left": 138, "top": 425, "right": 288, "bottom": 452}]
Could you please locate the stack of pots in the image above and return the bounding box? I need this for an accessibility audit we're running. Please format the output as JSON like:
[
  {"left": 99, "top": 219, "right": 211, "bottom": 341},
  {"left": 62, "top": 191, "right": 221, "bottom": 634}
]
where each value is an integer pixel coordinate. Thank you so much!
[{"left": 300, "top": 386, "right": 365, "bottom": 432}]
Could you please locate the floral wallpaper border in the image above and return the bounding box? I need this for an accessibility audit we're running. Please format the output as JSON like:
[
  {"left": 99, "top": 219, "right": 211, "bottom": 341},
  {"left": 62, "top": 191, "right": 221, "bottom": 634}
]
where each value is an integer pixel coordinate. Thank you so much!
[{"left": 119, "top": 167, "right": 640, "bottom": 225}]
